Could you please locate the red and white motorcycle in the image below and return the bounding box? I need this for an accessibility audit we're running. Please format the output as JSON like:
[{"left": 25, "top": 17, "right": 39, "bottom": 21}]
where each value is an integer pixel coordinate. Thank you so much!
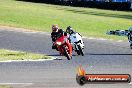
[{"left": 54, "top": 35, "right": 73, "bottom": 60}]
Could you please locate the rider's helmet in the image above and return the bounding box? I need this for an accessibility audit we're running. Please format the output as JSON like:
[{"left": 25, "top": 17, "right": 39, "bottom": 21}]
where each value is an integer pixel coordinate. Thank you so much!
[
  {"left": 129, "top": 27, "right": 132, "bottom": 34},
  {"left": 66, "top": 26, "right": 74, "bottom": 34},
  {"left": 52, "top": 24, "right": 59, "bottom": 32}
]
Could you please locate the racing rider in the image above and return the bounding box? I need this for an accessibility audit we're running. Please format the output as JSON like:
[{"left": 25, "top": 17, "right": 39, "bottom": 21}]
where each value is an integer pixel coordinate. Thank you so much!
[
  {"left": 66, "top": 26, "right": 82, "bottom": 36},
  {"left": 128, "top": 27, "right": 132, "bottom": 49},
  {"left": 51, "top": 24, "right": 66, "bottom": 49}
]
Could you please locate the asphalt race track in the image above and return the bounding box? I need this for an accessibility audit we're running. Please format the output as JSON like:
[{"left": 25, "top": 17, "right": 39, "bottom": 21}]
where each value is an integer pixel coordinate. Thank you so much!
[{"left": 0, "top": 28, "right": 132, "bottom": 88}]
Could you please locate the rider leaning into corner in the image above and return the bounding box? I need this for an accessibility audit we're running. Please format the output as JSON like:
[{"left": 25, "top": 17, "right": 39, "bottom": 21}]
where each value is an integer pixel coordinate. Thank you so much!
[
  {"left": 66, "top": 26, "right": 84, "bottom": 54},
  {"left": 51, "top": 24, "right": 67, "bottom": 49},
  {"left": 127, "top": 27, "right": 132, "bottom": 49},
  {"left": 51, "top": 25, "right": 82, "bottom": 49},
  {"left": 66, "top": 26, "right": 82, "bottom": 37}
]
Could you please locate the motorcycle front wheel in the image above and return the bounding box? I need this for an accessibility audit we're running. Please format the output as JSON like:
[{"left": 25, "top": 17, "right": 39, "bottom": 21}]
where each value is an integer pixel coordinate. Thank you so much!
[
  {"left": 130, "top": 44, "right": 132, "bottom": 49},
  {"left": 63, "top": 46, "right": 72, "bottom": 60},
  {"left": 76, "top": 50, "right": 80, "bottom": 55},
  {"left": 78, "top": 45, "right": 84, "bottom": 56}
]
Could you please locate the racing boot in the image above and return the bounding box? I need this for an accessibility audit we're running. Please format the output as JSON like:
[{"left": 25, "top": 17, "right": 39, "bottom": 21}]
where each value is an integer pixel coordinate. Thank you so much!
[
  {"left": 52, "top": 44, "right": 59, "bottom": 51},
  {"left": 52, "top": 44, "right": 56, "bottom": 49}
]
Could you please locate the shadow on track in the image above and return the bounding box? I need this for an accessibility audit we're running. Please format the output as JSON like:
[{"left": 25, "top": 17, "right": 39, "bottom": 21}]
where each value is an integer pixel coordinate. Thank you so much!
[
  {"left": 47, "top": 54, "right": 77, "bottom": 56},
  {"left": 88, "top": 53, "right": 132, "bottom": 56},
  {"left": 47, "top": 54, "right": 61, "bottom": 56}
]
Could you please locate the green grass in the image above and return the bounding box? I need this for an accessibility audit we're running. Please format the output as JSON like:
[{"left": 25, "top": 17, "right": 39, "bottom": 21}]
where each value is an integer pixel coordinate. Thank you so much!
[
  {"left": 0, "top": 49, "right": 51, "bottom": 61},
  {"left": 0, "top": 0, "right": 132, "bottom": 40},
  {"left": 0, "top": 85, "right": 11, "bottom": 88}
]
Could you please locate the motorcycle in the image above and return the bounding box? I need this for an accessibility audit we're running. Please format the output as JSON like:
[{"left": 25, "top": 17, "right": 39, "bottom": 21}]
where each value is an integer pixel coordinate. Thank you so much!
[
  {"left": 54, "top": 35, "right": 73, "bottom": 60},
  {"left": 70, "top": 32, "right": 84, "bottom": 56},
  {"left": 106, "top": 30, "right": 129, "bottom": 36},
  {"left": 107, "top": 28, "right": 132, "bottom": 50},
  {"left": 129, "top": 40, "right": 132, "bottom": 49}
]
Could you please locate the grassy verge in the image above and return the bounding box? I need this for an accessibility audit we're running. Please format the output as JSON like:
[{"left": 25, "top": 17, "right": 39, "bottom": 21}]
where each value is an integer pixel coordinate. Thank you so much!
[
  {"left": 0, "top": 0, "right": 132, "bottom": 40},
  {"left": 0, "top": 85, "right": 11, "bottom": 88},
  {"left": 0, "top": 49, "right": 51, "bottom": 61}
]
